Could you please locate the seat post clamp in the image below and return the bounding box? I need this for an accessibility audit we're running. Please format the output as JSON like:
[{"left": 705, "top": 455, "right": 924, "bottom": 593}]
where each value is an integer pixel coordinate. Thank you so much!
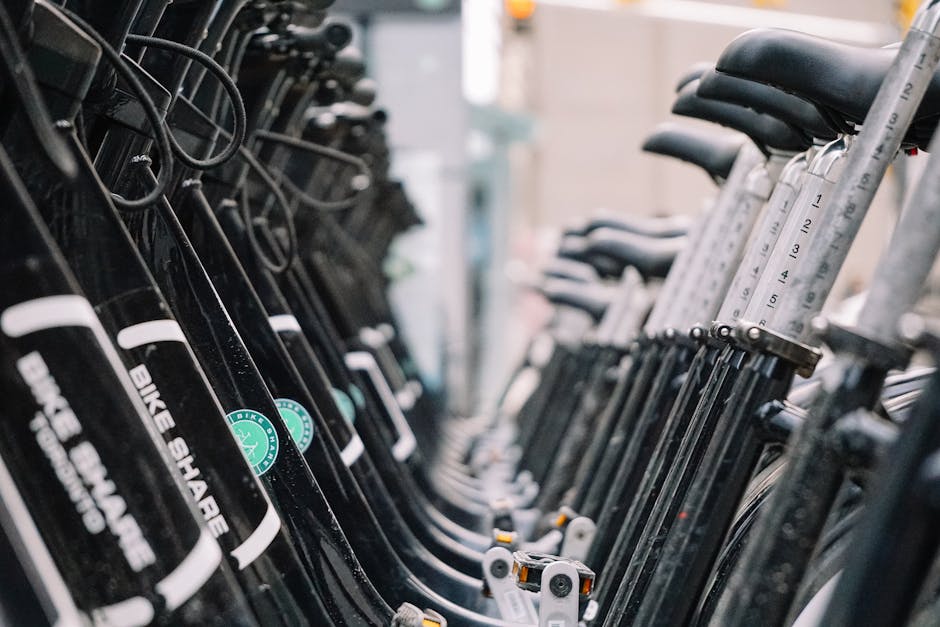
[{"left": 734, "top": 319, "right": 823, "bottom": 377}]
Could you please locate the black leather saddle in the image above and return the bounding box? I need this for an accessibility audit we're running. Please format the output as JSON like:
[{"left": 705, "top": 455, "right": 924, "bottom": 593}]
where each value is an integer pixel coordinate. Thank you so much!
[
  {"left": 542, "top": 257, "right": 600, "bottom": 284},
  {"left": 567, "top": 214, "right": 691, "bottom": 239},
  {"left": 538, "top": 278, "right": 615, "bottom": 321},
  {"left": 676, "top": 61, "right": 714, "bottom": 92},
  {"left": 696, "top": 67, "right": 838, "bottom": 142},
  {"left": 673, "top": 79, "right": 811, "bottom": 153},
  {"left": 716, "top": 28, "right": 940, "bottom": 147},
  {"left": 584, "top": 228, "right": 683, "bottom": 279},
  {"left": 559, "top": 232, "right": 677, "bottom": 280},
  {"left": 642, "top": 122, "right": 745, "bottom": 183}
]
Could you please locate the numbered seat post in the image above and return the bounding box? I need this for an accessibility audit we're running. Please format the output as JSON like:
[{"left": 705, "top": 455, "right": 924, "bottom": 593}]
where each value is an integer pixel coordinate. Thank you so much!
[
  {"left": 587, "top": 145, "right": 812, "bottom": 602},
  {"left": 624, "top": 4, "right": 940, "bottom": 625},
  {"left": 737, "top": 136, "right": 851, "bottom": 334},
  {"left": 766, "top": 2, "right": 940, "bottom": 345},
  {"left": 684, "top": 148, "right": 794, "bottom": 331},
  {"left": 640, "top": 207, "right": 712, "bottom": 338},
  {"left": 713, "top": 22, "right": 940, "bottom": 620},
  {"left": 582, "top": 135, "right": 802, "bottom": 582},
  {"left": 594, "top": 267, "right": 644, "bottom": 348},
  {"left": 571, "top": 140, "right": 779, "bottom": 550},
  {"left": 664, "top": 142, "right": 765, "bottom": 334},
  {"left": 713, "top": 146, "right": 816, "bottom": 330},
  {"left": 579, "top": 140, "right": 789, "bottom": 570}
]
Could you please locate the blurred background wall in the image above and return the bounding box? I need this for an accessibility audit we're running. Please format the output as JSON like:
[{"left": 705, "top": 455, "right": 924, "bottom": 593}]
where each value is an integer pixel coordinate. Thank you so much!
[{"left": 336, "top": 0, "right": 916, "bottom": 414}]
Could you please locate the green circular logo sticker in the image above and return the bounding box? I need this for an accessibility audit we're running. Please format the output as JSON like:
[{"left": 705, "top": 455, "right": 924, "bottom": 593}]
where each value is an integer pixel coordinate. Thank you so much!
[
  {"left": 349, "top": 385, "right": 365, "bottom": 410},
  {"left": 226, "top": 409, "right": 279, "bottom": 476},
  {"left": 332, "top": 388, "right": 356, "bottom": 424},
  {"left": 275, "top": 398, "right": 314, "bottom": 454}
]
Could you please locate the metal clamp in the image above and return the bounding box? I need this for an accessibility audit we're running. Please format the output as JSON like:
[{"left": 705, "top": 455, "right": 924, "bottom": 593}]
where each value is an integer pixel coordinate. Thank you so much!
[
  {"left": 734, "top": 320, "right": 823, "bottom": 377},
  {"left": 709, "top": 321, "right": 737, "bottom": 344},
  {"left": 344, "top": 351, "right": 417, "bottom": 462}
]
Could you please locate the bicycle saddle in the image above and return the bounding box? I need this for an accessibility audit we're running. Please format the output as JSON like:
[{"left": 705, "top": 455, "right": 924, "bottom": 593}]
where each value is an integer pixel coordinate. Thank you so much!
[
  {"left": 543, "top": 257, "right": 601, "bottom": 284},
  {"left": 558, "top": 234, "right": 625, "bottom": 277},
  {"left": 538, "top": 278, "right": 615, "bottom": 321},
  {"left": 673, "top": 79, "right": 811, "bottom": 153},
  {"left": 696, "top": 68, "right": 839, "bottom": 141},
  {"left": 676, "top": 61, "right": 714, "bottom": 92},
  {"left": 567, "top": 214, "right": 691, "bottom": 238},
  {"left": 715, "top": 28, "right": 940, "bottom": 147},
  {"left": 586, "top": 227, "right": 683, "bottom": 279},
  {"left": 642, "top": 122, "right": 745, "bottom": 183}
]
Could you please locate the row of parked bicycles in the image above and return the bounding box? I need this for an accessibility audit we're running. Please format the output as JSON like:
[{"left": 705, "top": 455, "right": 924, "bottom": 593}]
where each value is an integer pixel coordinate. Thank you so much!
[{"left": 4, "top": 0, "right": 940, "bottom": 625}]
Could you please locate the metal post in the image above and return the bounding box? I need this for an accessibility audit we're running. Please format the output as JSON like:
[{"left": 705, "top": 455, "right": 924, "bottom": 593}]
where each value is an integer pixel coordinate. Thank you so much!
[
  {"left": 659, "top": 142, "right": 764, "bottom": 331},
  {"left": 742, "top": 137, "right": 850, "bottom": 333},
  {"left": 683, "top": 151, "right": 791, "bottom": 329},
  {"left": 715, "top": 148, "right": 812, "bottom": 326},
  {"left": 642, "top": 204, "right": 712, "bottom": 334},
  {"left": 854, "top": 151, "right": 940, "bottom": 345},
  {"left": 771, "top": 3, "right": 940, "bottom": 342}
]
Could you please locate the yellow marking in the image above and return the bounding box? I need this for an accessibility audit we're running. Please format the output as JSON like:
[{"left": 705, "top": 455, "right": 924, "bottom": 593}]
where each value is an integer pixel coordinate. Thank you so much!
[
  {"left": 506, "top": 0, "right": 536, "bottom": 20},
  {"left": 897, "top": 0, "right": 918, "bottom": 31},
  {"left": 581, "top": 578, "right": 593, "bottom": 596}
]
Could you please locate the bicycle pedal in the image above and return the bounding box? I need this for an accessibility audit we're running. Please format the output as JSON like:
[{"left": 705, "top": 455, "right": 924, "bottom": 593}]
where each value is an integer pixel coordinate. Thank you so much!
[
  {"left": 392, "top": 603, "right": 447, "bottom": 627},
  {"left": 511, "top": 551, "right": 595, "bottom": 598}
]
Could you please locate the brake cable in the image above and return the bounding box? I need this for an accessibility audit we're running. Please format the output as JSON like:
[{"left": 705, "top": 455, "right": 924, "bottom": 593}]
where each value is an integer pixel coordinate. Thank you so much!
[
  {"left": 252, "top": 129, "right": 372, "bottom": 211},
  {"left": 235, "top": 145, "right": 298, "bottom": 275},
  {"left": 125, "top": 34, "right": 247, "bottom": 170},
  {"left": 58, "top": 7, "right": 174, "bottom": 211},
  {"left": 0, "top": 0, "right": 77, "bottom": 179}
]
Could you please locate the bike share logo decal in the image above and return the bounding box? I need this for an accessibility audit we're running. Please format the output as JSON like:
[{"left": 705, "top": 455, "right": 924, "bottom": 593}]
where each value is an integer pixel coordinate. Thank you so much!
[
  {"left": 332, "top": 388, "right": 357, "bottom": 424},
  {"left": 226, "top": 410, "right": 279, "bottom": 476},
  {"left": 349, "top": 385, "right": 365, "bottom": 410},
  {"left": 275, "top": 399, "right": 314, "bottom": 454}
]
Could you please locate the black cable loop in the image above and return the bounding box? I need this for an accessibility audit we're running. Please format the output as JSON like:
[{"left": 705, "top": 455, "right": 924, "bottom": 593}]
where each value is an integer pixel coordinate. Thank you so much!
[
  {"left": 236, "top": 145, "right": 298, "bottom": 274},
  {"left": 251, "top": 129, "right": 372, "bottom": 210},
  {"left": 0, "top": 1, "right": 77, "bottom": 178},
  {"left": 58, "top": 7, "right": 173, "bottom": 211},
  {"left": 125, "top": 34, "right": 247, "bottom": 169}
]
